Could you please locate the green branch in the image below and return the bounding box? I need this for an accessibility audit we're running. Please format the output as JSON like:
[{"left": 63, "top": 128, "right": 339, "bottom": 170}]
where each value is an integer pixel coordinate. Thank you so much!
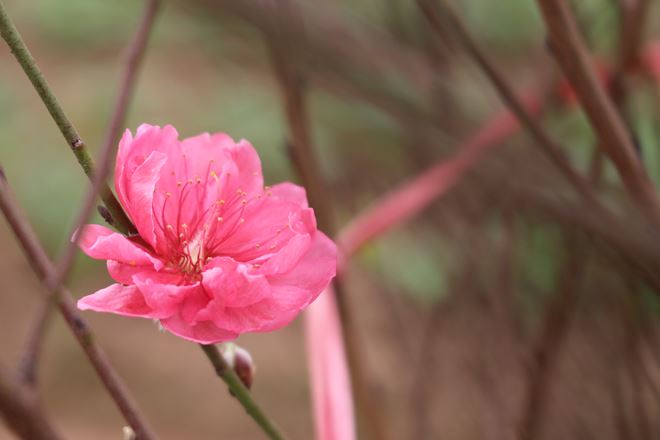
[
  {"left": 0, "top": 1, "right": 134, "bottom": 235},
  {"left": 201, "top": 345, "right": 287, "bottom": 440}
]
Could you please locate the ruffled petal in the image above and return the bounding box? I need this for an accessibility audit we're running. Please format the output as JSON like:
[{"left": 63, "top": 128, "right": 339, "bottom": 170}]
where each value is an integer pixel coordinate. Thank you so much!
[
  {"left": 107, "top": 261, "right": 182, "bottom": 285},
  {"left": 159, "top": 313, "right": 238, "bottom": 344},
  {"left": 77, "top": 284, "right": 152, "bottom": 318},
  {"left": 76, "top": 224, "right": 163, "bottom": 270},
  {"left": 200, "top": 258, "right": 271, "bottom": 308},
  {"left": 267, "top": 232, "right": 337, "bottom": 311},
  {"left": 269, "top": 182, "right": 308, "bottom": 208},
  {"left": 133, "top": 275, "right": 196, "bottom": 319}
]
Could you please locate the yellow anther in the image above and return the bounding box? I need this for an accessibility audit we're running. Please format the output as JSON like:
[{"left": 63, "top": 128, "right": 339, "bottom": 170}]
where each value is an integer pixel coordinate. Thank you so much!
[
  {"left": 129, "top": 260, "right": 136, "bottom": 267},
  {"left": 176, "top": 181, "right": 182, "bottom": 187},
  {"left": 217, "top": 216, "right": 224, "bottom": 222},
  {"left": 216, "top": 199, "right": 225, "bottom": 205},
  {"left": 166, "top": 224, "right": 173, "bottom": 230}
]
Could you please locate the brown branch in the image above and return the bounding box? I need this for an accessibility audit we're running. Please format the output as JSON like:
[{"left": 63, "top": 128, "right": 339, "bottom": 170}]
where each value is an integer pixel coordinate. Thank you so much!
[
  {"left": 18, "top": 0, "right": 161, "bottom": 388},
  {"left": 0, "top": 171, "right": 157, "bottom": 440},
  {"left": 267, "top": 13, "right": 384, "bottom": 439},
  {"left": 517, "top": 242, "right": 584, "bottom": 440},
  {"left": 418, "top": 0, "right": 599, "bottom": 205},
  {"left": 535, "top": 0, "right": 660, "bottom": 224},
  {"left": 0, "top": 364, "right": 63, "bottom": 440}
]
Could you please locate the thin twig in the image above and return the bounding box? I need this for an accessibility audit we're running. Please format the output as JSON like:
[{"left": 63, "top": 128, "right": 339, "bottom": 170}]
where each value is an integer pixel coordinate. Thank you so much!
[
  {"left": 18, "top": 0, "right": 161, "bottom": 387},
  {"left": 0, "top": 363, "right": 63, "bottom": 440},
  {"left": 200, "top": 345, "right": 287, "bottom": 440},
  {"left": 0, "top": 0, "right": 134, "bottom": 235},
  {"left": 535, "top": 0, "right": 660, "bottom": 224},
  {"left": 517, "top": 242, "right": 584, "bottom": 440},
  {"left": 266, "top": 10, "right": 384, "bottom": 438},
  {"left": 418, "top": 0, "right": 599, "bottom": 205},
  {"left": 0, "top": 171, "right": 157, "bottom": 440}
]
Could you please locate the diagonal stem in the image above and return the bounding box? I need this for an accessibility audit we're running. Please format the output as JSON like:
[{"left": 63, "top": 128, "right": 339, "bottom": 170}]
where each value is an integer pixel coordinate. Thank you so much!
[
  {"left": 0, "top": 0, "right": 134, "bottom": 235},
  {"left": 0, "top": 171, "right": 157, "bottom": 440},
  {"left": 418, "top": 0, "right": 599, "bottom": 205},
  {"left": 0, "top": 363, "right": 63, "bottom": 440},
  {"left": 535, "top": 0, "right": 660, "bottom": 225},
  {"left": 18, "top": 0, "right": 161, "bottom": 387},
  {"left": 200, "top": 344, "right": 287, "bottom": 440}
]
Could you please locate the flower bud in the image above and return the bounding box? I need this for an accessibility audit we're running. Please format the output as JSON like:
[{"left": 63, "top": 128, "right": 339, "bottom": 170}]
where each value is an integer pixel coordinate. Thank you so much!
[{"left": 220, "top": 343, "right": 255, "bottom": 389}]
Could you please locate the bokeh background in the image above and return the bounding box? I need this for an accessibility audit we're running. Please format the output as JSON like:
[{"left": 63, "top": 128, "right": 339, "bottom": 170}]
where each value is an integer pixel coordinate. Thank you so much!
[{"left": 2, "top": 0, "right": 660, "bottom": 439}]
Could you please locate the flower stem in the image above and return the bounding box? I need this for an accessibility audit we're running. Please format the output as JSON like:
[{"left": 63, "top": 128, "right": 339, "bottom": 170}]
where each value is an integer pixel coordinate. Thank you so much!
[
  {"left": 0, "top": 0, "right": 134, "bottom": 235},
  {"left": 200, "top": 344, "right": 287, "bottom": 440}
]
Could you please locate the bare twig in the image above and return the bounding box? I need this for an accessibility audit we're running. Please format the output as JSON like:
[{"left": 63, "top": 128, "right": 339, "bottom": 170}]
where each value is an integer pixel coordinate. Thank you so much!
[
  {"left": 418, "top": 0, "right": 598, "bottom": 205},
  {"left": 0, "top": 172, "right": 157, "bottom": 440},
  {"left": 267, "top": 12, "right": 382, "bottom": 438},
  {"left": 19, "top": 0, "right": 161, "bottom": 387},
  {"left": 517, "top": 243, "right": 584, "bottom": 440},
  {"left": 535, "top": 0, "right": 660, "bottom": 224},
  {"left": 0, "top": 363, "right": 63, "bottom": 440},
  {"left": 200, "top": 345, "right": 287, "bottom": 440}
]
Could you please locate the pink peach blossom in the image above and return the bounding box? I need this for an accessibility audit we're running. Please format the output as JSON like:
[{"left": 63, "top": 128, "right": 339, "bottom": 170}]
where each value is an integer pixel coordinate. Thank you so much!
[{"left": 76, "top": 124, "right": 337, "bottom": 344}]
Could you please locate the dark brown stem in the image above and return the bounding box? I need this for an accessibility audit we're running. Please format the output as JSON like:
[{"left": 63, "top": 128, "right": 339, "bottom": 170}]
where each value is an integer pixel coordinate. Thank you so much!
[
  {"left": 18, "top": 0, "right": 161, "bottom": 387},
  {"left": 418, "top": 0, "right": 599, "bottom": 205},
  {"left": 536, "top": 0, "right": 660, "bottom": 225},
  {"left": 517, "top": 243, "right": 584, "bottom": 440},
  {"left": 268, "top": 24, "right": 384, "bottom": 439},
  {"left": 0, "top": 172, "right": 157, "bottom": 440},
  {"left": 0, "top": 364, "right": 63, "bottom": 440}
]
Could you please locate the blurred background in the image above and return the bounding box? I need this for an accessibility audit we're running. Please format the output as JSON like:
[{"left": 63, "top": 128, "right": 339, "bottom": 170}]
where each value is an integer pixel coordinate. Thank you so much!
[{"left": 2, "top": 0, "right": 660, "bottom": 438}]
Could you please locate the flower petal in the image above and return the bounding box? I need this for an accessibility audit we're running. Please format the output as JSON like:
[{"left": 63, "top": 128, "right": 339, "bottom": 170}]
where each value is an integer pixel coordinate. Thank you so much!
[
  {"left": 201, "top": 259, "right": 271, "bottom": 308},
  {"left": 76, "top": 224, "right": 163, "bottom": 270},
  {"left": 77, "top": 284, "right": 152, "bottom": 318},
  {"left": 107, "top": 261, "right": 182, "bottom": 285},
  {"left": 159, "top": 313, "right": 238, "bottom": 344},
  {"left": 133, "top": 275, "right": 196, "bottom": 319},
  {"left": 267, "top": 232, "right": 337, "bottom": 311}
]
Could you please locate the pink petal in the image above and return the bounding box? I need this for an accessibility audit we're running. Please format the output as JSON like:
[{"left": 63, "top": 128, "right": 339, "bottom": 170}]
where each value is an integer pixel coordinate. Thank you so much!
[
  {"left": 107, "top": 261, "right": 182, "bottom": 285},
  {"left": 267, "top": 232, "right": 337, "bottom": 311},
  {"left": 304, "top": 287, "right": 355, "bottom": 440},
  {"left": 254, "top": 233, "right": 311, "bottom": 275},
  {"left": 76, "top": 224, "right": 163, "bottom": 270},
  {"left": 115, "top": 124, "right": 179, "bottom": 210},
  {"left": 159, "top": 313, "right": 238, "bottom": 344},
  {"left": 132, "top": 275, "right": 197, "bottom": 319},
  {"left": 269, "top": 182, "right": 309, "bottom": 208},
  {"left": 123, "top": 150, "right": 168, "bottom": 248},
  {"left": 216, "top": 197, "right": 311, "bottom": 262},
  {"left": 201, "top": 259, "right": 271, "bottom": 308},
  {"left": 77, "top": 284, "right": 152, "bottom": 318}
]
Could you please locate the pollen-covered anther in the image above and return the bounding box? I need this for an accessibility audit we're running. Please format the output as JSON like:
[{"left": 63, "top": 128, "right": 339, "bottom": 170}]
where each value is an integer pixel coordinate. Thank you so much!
[
  {"left": 255, "top": 243, "right": 261, "bottom": 248},
  {"left": 217, "top": 216, "right": 224, "bottom": 222},
  {"left": 195, "top": 176, "right": 201, "bottom": 184},
  {"left": 241, "top": 200, "right": 247, "bottom": 205}
]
